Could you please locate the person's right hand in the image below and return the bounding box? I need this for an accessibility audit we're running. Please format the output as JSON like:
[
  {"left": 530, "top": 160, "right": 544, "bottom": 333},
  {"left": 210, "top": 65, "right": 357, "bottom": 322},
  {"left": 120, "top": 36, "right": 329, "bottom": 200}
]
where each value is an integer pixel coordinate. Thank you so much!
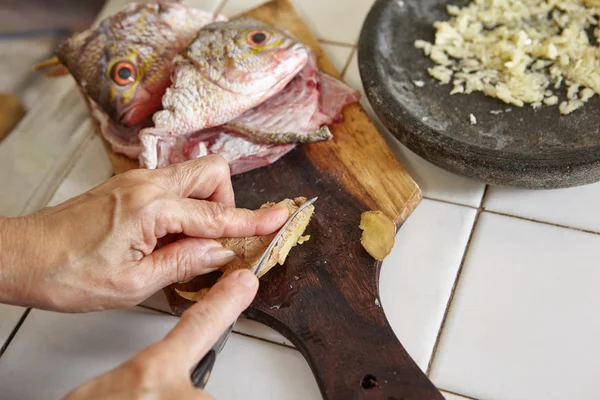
[
  {"left": 63, "top": 267, "right": 259, "bottom": 400},
  {"left": 0, "top": 155, "right": 289, "bottom": 312}
]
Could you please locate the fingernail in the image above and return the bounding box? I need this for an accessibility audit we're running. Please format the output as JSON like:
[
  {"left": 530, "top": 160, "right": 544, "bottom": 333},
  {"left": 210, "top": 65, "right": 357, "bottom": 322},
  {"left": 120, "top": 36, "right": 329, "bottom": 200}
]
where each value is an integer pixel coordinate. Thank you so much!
[
  {"left": 233, "top": 269, "right": 258, "bottom": 288},
  {"left": 207, "top": 247, "right": 236, "bottom": 264}
]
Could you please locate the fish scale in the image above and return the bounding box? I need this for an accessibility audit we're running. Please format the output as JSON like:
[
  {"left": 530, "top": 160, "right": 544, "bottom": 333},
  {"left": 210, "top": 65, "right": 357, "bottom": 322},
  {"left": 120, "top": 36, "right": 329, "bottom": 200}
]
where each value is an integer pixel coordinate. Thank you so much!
[
  {"left": 56, "top": 1, "right": 226, "bottom": 126},
  {"left": 139, "top": 17, "right": 310, "bottom": 167},
  {"left": 48, "top": 1, "right": 359, "bottom": 176}
]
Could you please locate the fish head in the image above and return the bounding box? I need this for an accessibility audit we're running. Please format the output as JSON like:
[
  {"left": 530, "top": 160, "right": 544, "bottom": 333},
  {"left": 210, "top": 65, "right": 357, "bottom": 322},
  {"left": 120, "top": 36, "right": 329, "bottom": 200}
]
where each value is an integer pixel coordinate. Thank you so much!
[
  {"left": 186, "top": 18, "right": 309, "bottom": 96},
  {"left": 56, "top": 2, "right": 222, "bottom": 126}
]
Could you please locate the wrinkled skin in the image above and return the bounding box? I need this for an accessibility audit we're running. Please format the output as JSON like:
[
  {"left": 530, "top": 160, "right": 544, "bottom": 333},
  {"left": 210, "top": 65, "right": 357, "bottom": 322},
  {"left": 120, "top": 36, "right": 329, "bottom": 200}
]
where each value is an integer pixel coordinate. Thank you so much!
[
  {"left": 56, "top": 1, "right": 226, "bottom": 126},
  {"left": 0, "top": 155, "right": 280, "bottom": 399},
  {"left": 64, "top": 269, "right": 258, "bottom": 400},
  {"left": 0, "top": 156, "right": 288, "bottom": 313}
]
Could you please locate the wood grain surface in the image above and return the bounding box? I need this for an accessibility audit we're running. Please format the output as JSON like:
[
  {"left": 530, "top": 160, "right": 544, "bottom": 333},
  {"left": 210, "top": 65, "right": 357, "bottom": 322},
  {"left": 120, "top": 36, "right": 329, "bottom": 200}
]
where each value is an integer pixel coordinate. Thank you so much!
[
  {"left": 85, "top": 0, "right": 440, "bottom": 398},
  {"left": 0, "top": 94, "right": 25, "bottom": 142}
]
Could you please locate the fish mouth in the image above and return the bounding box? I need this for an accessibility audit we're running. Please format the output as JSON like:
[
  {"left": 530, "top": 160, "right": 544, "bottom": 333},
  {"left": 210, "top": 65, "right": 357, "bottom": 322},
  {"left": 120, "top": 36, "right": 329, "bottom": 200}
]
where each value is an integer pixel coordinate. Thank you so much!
[
  {"left": 247, "top": 45, "right": 308, "bottom": 104},
  {"left": 120, "top": 101, "right": 160, "bottom": 126},
  {"left": 280, "top": 44, "right": 309, "bottom": 79},
  {"left": 118, "top": 79, "right": 170, "bottom": 126},
  {"left": 289, "top": 42, "right": 307, "bottom": 54},
  {"left": 282, "top": 43, "right": 308, "bottom": 70}
]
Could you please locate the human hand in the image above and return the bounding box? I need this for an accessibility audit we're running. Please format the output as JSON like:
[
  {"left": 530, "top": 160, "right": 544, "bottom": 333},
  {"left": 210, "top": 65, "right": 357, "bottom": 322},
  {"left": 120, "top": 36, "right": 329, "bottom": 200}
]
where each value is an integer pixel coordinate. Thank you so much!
[
  {"left": 63, "top": 268, "right": 258, "bottom": 400},
  {"left": 0, "top": 156, "right": 288, "bottom": 312}
]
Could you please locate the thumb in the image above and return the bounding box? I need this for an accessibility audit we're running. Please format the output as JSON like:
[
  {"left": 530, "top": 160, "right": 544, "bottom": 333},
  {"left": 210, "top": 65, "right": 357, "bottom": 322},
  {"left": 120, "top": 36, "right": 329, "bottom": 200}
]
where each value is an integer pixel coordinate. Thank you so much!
[
  {"left": 144, "top": 237, "right": 236, "bottom": 286},
  {"left": 138, "top": 269, "right": 258, "bottom": 373}
]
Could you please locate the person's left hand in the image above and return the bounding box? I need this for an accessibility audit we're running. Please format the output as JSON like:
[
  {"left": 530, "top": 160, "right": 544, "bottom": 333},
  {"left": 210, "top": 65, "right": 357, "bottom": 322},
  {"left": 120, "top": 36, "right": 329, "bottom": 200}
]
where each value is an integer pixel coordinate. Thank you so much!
[
  {"left": 0, "top": 156, "right": 288, "bottom": 312},
  {"left": 63, "top": 267, "right": 258, "bottom": 400}
]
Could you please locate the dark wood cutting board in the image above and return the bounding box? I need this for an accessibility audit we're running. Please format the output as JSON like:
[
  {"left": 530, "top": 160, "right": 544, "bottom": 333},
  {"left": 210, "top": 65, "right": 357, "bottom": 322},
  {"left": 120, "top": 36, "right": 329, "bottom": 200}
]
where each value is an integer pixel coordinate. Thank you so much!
[{"left": 90, "top": 0, "right": 441, "bottom": 398}]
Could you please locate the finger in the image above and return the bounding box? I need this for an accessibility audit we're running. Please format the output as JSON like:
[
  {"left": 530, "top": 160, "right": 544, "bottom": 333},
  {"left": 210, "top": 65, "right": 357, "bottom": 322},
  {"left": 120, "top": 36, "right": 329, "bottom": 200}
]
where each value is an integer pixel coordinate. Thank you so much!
[
  {"left": 154, "top": 156, "right": 235, "bottom": 206},
  {"left": 142, "top": 237, "right": 236, "bottom": 286},
  {"left": 164, "top": 199, "right": 290, "bottom": 238},
  {"left": 151, "top": 269, "right": 259, "bottom": 371}
]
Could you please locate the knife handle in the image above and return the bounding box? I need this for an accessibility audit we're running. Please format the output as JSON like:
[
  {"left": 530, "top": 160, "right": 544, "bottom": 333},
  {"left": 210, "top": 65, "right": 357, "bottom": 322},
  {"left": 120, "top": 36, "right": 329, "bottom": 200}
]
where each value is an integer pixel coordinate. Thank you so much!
[{"left": 191, "top": 349, "right": 216, "bottom": 389}]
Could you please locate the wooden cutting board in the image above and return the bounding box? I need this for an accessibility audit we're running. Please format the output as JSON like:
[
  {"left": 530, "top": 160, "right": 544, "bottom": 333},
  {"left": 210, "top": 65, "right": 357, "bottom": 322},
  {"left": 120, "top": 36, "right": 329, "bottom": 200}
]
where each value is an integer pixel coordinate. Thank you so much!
[
  {"left": 0, "top": 94, "right": 26, "bottom": 143},
  {"left": 90, "top": 0, "right": 440, "bottom": 398}
]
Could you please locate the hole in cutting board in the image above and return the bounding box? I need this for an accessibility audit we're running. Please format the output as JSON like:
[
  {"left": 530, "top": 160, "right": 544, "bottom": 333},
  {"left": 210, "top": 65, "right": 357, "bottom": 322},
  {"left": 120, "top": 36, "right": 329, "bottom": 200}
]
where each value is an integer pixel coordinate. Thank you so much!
[{"left": 361, "top": 374, "right": 379, "bottom": 390}]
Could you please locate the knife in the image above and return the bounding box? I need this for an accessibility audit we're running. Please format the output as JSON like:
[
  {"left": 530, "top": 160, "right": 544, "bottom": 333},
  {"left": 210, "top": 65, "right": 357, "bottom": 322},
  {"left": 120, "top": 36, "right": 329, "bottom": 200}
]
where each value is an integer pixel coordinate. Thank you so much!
[{"left": 190, "top": 197, "right": 318, "bottom": 389}]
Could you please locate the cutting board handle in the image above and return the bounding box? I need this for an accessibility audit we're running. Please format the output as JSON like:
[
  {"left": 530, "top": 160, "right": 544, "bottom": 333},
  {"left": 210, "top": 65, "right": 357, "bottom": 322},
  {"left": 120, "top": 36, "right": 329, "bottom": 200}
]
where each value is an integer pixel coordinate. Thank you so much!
[{"left": 247, "top": 302, "right": 444, "bottom": 400}]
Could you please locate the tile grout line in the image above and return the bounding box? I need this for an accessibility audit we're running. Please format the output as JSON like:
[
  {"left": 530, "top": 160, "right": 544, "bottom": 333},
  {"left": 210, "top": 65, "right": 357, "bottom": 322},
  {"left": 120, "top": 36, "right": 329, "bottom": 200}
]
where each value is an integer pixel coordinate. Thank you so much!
[
  {"left": 422, "top": 195, "right": 478, "bottom": 210},
  {"left": 231, "top": 331, "right": 297, "bottom": 351},
  {"left": 137, "top": 304, "right": 175, "bottom": 316},
  {"left": 0, "top": 128, "right": 97, "bottom": 356},
  {"left": 318, "top": 38, "right": 356, "bottom": 48},
  {"left": 424, "top": 195, "right": 600, "bottom": 237},
  {"left": 44, "top": 131, "right": 96, "bottom": 205},
  {"left": 213, "top": 0, "right": 228, "bottom": 15},
  {"left": 19, "top": 127, "right": 95, "bottom": 217},
  {"left": 136, "top": 305, "right": 297, "bottom": 351},
  {"left": 340, "top": 46, "right": 357, "bottom": 78},
  {"left": 425, "top": 185, "right": 489, "bottom": 376},
  {"left": 483, "top": 209, "right": 600, "bottom": 237},
  {"left": 0, "top": 308, "right": 31, "bottom": 359},
  {"left": 478, "top": 184, "right": 488, "bottom": 209},
  {"left": 440, "top": 387, "right": 481, "bottom": 400}
]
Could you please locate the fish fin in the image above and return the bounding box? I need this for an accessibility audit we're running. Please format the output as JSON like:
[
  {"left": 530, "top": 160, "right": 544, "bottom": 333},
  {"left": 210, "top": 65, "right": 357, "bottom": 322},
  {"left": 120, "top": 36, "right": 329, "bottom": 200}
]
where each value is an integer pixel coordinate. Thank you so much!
[
  {"left": 45, "top": 66, "right": 70, "bottom": 77},
  {"left": 225, "top": 124, "right": 333, "bottom": 144},
  {"left": 33, "top": 56, "right": 61, "bottom": 71},
  {"left": 34, "top": 57, "right": 69, "bottom": 77}
]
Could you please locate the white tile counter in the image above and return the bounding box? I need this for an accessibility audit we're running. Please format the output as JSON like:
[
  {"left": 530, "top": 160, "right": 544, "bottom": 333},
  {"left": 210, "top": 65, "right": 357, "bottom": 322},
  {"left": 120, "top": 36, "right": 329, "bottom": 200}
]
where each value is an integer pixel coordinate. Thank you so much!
[{"left": 1, "top": 0, "right": 599, "bottom": 399}]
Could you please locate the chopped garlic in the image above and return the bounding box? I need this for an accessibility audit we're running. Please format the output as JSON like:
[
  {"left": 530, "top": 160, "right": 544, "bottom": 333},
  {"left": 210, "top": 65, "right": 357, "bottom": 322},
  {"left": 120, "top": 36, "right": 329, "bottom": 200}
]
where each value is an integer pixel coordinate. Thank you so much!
[
  {"left": 414, "top": 39, "right": 432, "bottom": 56},
  {"left": 450, "top": 84, "right": 465, "bottom": 94},
  {"left": 469, "top": 113, "right": 477, "bottom": 125},
  {"left": 567, "top": 84, "right": 580, "bottom": 100},
  {"left": 430, "top": 46, "right": 451, "bottom": 66},
  {"left": 546, "top": 43, "right": 559, "bottom": 60},
  {"left": 415, "top": 0, "right": 600, "bottom": 115},
  {"left": 428, "top": 65, "right": 452, "bottom": 84},
  {"left": 543, "top": 96, "right": 559, "bottom": 106},
  {"left": 581, "top": 88, "right": 595, "bottom": 102},
  {"left": 413, "top": 80, "right": 425, "bottom": 87},
  {"left": 559, "top": 100, "right": 584, "bottom": 115}
]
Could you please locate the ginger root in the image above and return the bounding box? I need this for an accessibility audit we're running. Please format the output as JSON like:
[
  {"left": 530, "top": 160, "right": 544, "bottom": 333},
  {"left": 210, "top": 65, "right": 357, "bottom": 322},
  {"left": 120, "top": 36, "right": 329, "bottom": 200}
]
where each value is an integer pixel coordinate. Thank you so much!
[
  {"left": 174, "top": 289, "right": 204, "bottom": 302},
  {"left": 176, "top": 197, "right": 315, "bottom": 301},
  {"left": 359, "top": 211, "right": 396, "bottom": 261}
]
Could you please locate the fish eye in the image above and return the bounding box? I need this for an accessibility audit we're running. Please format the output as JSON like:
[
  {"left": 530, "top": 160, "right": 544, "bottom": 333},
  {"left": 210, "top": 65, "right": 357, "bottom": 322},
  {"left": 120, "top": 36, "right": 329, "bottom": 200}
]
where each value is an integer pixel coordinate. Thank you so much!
[
  {"left": 248, "top": 30, "right": 270, "bottom": 46},
  {"left": 110, "top": 61, "right": 136, "bottom": 86}
]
